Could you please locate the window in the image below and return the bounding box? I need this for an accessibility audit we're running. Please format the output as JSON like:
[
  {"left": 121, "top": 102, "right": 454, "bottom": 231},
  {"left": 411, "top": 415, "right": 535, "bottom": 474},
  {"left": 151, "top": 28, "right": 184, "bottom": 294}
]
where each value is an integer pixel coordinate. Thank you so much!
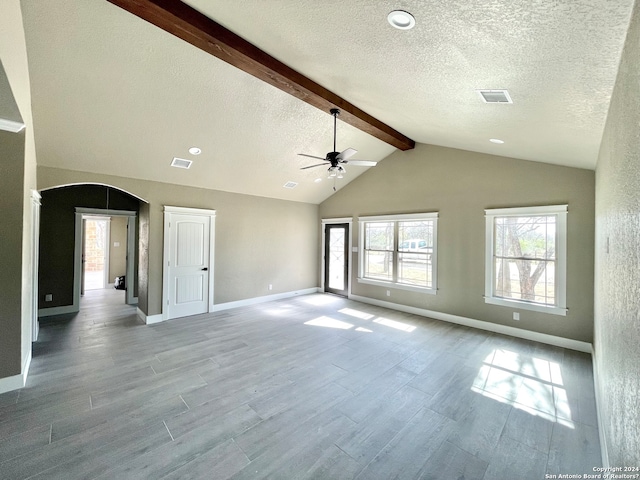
[
  {"left": 359, "top": 213, "right": 437, "bottom": 293},
  {"left": 485, "top": 205, "right": 567, "bottom": 315}
]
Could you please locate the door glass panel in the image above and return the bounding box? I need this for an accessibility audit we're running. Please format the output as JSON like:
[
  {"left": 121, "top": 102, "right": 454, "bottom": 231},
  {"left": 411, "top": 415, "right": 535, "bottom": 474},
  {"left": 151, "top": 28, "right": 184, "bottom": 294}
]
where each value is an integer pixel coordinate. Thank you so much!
[{"left": 328, "top": 227, "right": 345, "bottom": 291}]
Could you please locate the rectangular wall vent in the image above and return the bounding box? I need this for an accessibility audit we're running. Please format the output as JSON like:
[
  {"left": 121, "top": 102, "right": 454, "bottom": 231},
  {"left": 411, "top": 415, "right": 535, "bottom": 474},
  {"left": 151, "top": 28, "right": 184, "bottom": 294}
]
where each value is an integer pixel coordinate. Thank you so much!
[
  {"left": 283, "top": 181, "right": 298, "bottom": 189},
  {"left": 477, "top": 89, "right": 512, "bottom": 104},
  {"left": 171, "top": 157, "right": 192, "bottom": 169}
]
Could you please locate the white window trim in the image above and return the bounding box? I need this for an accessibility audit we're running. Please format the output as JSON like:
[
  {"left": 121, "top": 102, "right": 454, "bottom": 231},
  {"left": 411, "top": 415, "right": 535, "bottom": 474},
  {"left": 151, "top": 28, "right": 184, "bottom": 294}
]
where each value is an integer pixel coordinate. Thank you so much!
[
  {"left": 358, "top": 212, "right": 438, "bottom": 294},
  {"left": 484, "top": 205, "right": 567, "bottom": 316}
]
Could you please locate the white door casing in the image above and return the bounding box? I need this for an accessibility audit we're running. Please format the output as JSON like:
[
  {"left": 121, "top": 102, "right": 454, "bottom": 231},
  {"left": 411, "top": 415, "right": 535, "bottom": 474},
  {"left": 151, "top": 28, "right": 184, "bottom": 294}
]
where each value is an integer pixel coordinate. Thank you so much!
[
  {"left": 126, "top": 216, "right": 137, "bottom": 305},
  {"left": 163, "top": 206, "right": 216, "bottom": 321},
  {"left": 31, "top": 191, "right": 41, "bottom": 341},
  {"left": 76, "top": 209, "right": 137, "bottom": 302}
]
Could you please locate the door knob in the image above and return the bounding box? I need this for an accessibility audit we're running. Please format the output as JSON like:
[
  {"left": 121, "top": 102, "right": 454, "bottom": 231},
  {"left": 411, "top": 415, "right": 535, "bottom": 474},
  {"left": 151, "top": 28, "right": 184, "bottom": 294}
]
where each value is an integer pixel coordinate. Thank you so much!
[{"left": 201, "top": 267, "right": 208, "bottom": 271}]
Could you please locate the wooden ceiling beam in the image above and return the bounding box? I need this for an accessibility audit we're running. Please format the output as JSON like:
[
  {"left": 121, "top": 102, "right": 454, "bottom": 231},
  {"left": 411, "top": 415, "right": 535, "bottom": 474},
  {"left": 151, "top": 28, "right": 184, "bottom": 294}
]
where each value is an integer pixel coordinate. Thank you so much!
[{"left": 106, "top": 0, "right": 415, "bottom": 151}]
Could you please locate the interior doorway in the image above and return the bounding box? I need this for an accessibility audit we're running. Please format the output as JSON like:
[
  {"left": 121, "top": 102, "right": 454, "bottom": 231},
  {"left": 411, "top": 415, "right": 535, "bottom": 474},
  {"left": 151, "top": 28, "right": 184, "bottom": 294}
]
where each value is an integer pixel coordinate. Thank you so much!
[
  {"left": 82, "top": 216, "right": 110, "bottom": 291},
  {"left": 75, "top": 208, "right": 138, "bottom": 307}
]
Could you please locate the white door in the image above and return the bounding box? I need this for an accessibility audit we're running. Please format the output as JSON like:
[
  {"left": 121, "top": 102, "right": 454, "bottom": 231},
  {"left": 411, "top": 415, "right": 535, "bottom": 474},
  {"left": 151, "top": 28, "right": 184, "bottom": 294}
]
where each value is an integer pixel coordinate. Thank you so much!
[{"left": 165, "top": 211, "right": 213, "bottom": 319}]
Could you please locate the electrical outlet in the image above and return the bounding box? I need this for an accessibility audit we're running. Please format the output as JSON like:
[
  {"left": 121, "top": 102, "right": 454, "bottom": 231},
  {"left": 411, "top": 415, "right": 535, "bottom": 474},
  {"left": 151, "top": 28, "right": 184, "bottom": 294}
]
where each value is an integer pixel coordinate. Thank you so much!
[
  {"left": 45, "top": 294, "right": 53, "bottom": 302},
  {"left": 268, "top": 284, "right": 273, "bottom": 291},
  {"left": 513, "top": 312, "right": 520, "bottom": 321},
  {"left": 386, "top": 290, "right": 390, "bottom": 297}
]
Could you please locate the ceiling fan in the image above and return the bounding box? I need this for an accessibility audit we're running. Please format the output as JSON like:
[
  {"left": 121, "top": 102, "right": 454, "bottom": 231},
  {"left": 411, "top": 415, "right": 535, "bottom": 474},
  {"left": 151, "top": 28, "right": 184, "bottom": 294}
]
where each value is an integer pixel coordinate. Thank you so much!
[{"left": 299, "top": 108, "right": 377, "bottom": 184}]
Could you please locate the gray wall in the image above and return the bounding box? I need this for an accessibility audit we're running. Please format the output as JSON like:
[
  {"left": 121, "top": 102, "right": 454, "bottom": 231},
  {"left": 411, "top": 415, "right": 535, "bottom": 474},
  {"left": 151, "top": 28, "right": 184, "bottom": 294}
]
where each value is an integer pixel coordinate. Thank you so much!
[
  {"left": 594, "top": 0, "right": 640, "bottom": 467},
  {"left": 0, "top": 129, "right": 25, "bottom": 379},
  {"left": 38, "top": 166, "right": 319, "bottom": 316},
  {"left": 138, "top": 202, "right": 150, "bottom": 315},
  {"left": 320, "top": 144, "right": 595, "bottom": 343},
  {"left": 0, "top": 0, "right": 38, "bottom": 389}
]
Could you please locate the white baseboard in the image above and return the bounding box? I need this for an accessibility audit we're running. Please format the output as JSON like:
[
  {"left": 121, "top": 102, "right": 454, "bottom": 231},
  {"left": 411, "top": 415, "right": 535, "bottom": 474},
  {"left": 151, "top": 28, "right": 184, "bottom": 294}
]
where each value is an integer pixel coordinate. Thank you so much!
[
  {"left": 38, "top": 305, "right": 79, "bottom": 317},
  {"left": 137, "top": 307, "right": 163, "bottom": 325},
  {"left": 592, "top": 347, "right": 610, "bottom": 468},
  {"left": 214, "top": 287, "right": 321, "bottom": 312},
  {"left": 146, "top": 288, "right": 320, "bottom": 323},
  {"left": 0, "top": 350, "right": 31, "bottom": 395},
  {"left": 349, "top": 294, "right": 592, "bottom": 353}
]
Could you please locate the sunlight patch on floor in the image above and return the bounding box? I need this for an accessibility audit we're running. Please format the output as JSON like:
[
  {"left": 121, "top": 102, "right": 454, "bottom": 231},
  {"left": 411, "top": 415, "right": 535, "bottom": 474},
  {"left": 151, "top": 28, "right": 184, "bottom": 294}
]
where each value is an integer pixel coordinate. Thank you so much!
[
  {"left": 264, "top": 305, "right": 298, "bottom": 316},
  {"left": 471, "top": 348, "right": 574, "bottom": 428},
  {"left": 302, "top": 295, "right": 340, "bottom": 306},
  {"left": 339, "top": 308, "right": 375, "bottom": 320},
  {"left": 304, "top": 316, "right": 354, "bottom": 330},
  {"left": 373, "top": 317, "right": 416, "bottom": 332}
]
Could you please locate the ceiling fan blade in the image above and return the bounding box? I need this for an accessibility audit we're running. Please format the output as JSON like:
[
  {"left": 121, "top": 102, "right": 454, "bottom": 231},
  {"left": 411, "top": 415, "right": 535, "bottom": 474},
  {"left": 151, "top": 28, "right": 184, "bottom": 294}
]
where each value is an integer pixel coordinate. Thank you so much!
[
  {"left": 298, "top": 153, "right": 326, "bottom": 161},
  {"left": 300, "top": 163, "right": 329, "bottom": 170},
  {"left": 344, "top": 160, "right": 378, "bottom": 167},
  {"left": 336, "top": 148, "right": 357, "bottom": 161}
]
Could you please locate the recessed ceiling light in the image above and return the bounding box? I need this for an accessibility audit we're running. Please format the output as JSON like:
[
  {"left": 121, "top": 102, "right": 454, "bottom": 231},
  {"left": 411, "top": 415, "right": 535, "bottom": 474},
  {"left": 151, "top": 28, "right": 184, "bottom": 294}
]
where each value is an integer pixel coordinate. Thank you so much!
[
  {"left": 314, "top": 178, "right": 322, "bottom": 183},
  {"left": 387, "top": 10, "right": 415, "bottom": 30},
  {"left": 490, "top": 138, "right": 505, "bottom": 144},
  {"left": 188, "top": 147, "right": 201, "bottom": 155}
]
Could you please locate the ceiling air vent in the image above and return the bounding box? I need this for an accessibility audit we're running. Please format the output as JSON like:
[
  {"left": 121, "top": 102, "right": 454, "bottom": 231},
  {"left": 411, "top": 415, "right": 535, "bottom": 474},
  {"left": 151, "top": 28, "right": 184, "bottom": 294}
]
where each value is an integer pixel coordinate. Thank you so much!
[
  {"left": 283, "top": 181, "right": 298, "bottom": 189},
  {"left": 477, "top": 89, "right": 512, "bottom": 104},
  {"left": 171, "top": 157, "right": 192, "bottom": 169}
]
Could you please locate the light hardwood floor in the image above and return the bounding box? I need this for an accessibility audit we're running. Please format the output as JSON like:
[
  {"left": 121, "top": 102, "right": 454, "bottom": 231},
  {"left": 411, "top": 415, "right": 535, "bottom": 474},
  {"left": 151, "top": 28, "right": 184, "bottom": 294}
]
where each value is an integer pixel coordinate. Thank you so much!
[{"left": 0, "top": 288, "right": 601, "bottom": 479}]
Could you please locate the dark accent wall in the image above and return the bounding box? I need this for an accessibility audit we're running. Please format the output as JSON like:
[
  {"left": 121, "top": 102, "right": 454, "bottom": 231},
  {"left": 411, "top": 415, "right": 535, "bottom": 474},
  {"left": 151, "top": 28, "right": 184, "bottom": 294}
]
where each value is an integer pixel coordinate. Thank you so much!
[
  {"left": 39, "top": 185, "right": 140, "bottom": 309},
  {"left": 0, "top": 129, "right": 25, "bottom": 378}
]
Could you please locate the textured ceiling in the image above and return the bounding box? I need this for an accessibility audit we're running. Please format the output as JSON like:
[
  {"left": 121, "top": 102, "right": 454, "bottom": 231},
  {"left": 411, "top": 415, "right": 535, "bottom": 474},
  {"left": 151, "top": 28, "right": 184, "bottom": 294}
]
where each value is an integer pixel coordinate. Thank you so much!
[{"left": 21, "top": 0, "right": 634, "bottom": 204}]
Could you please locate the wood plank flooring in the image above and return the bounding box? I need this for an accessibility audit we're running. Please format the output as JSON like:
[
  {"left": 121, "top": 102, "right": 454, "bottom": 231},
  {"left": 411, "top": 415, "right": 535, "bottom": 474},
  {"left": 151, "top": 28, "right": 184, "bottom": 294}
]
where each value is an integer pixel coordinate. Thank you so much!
[{"left": 0, "top": 288, "right": 602, "bottom": 479}]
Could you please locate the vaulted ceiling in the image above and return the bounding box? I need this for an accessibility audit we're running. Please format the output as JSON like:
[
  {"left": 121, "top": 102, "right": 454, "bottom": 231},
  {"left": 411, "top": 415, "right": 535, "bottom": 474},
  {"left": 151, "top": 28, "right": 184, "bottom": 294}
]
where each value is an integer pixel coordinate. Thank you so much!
[{"left": 20, "top": 0, "right": 634, "bottom": 204}]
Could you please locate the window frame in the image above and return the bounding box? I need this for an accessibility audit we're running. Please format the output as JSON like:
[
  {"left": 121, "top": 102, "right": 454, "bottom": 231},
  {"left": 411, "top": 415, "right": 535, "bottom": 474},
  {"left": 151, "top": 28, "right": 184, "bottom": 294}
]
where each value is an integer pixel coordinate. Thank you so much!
[
  {"left": 358, "top": 212, "right": 438, "bottom": 294},
  {"left": 484, "top": 205, "right": 567, "bottom": 316}
]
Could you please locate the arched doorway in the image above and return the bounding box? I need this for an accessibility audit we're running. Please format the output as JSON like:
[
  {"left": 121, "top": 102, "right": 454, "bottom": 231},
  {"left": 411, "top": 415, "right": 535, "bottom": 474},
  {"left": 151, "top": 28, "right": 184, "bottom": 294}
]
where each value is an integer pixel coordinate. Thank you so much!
[{"left": 37, "top": 184, "right": 147, "bottom": 325}]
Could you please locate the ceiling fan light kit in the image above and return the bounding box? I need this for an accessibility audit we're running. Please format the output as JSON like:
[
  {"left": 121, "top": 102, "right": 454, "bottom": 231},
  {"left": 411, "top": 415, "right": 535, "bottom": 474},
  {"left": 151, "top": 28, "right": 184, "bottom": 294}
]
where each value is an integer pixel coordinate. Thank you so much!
[{"left": 299, "top": 108, "right": 378, "bottom": 185}]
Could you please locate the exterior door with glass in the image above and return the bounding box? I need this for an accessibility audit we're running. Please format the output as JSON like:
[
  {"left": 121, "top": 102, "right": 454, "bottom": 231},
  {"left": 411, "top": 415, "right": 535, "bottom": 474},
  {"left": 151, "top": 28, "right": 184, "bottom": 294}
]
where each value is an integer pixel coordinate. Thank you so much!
[{"left": 324, "top": 223, "right": 349, "bottom": 296}]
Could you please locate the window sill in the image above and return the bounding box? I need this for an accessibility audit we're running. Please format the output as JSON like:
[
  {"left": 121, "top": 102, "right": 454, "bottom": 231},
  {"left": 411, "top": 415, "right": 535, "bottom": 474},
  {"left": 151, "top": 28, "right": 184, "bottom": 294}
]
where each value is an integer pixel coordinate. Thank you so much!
[
  {"left": 357, "top": 277, "right": 437, "bottom": 295},
  {"left": 484, "top": 296, "right": 567, "bottom": 316}
]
